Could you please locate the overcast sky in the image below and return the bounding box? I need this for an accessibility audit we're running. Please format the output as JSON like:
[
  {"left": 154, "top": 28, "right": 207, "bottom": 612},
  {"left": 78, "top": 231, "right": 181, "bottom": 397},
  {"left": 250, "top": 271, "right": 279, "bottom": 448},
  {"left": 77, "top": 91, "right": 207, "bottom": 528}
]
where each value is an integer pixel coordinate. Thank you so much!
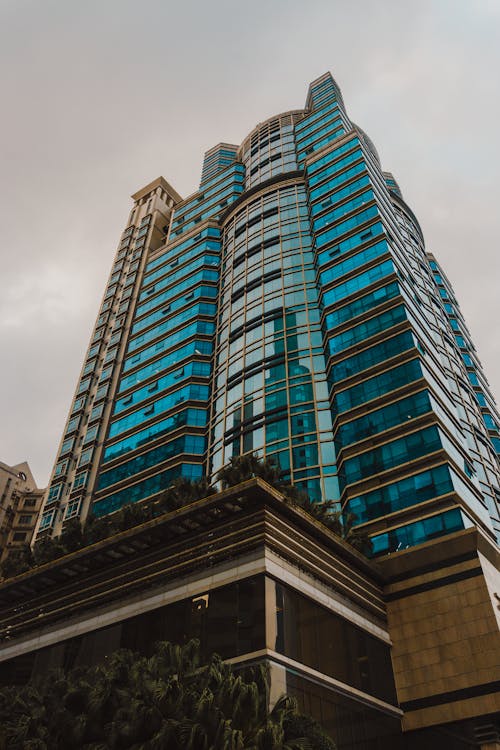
[{"left": 1, "top": 0, "right": 499, "bottom": 487}]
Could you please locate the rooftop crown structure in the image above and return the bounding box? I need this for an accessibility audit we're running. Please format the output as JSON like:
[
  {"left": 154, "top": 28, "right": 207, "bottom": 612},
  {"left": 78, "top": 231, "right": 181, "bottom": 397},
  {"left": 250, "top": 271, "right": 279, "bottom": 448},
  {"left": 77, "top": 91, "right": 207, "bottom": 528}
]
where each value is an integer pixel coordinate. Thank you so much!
[{"left": 35, "top": 72, "right": 500, "bottom": 556}]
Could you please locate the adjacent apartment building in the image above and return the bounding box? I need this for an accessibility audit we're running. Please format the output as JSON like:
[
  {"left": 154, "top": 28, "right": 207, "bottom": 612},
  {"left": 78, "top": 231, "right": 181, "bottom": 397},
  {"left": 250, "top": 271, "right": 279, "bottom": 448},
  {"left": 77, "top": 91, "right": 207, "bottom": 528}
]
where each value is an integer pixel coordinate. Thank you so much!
[
  {"left": 34, "top": 72, "right": 500, "bottom": 557},
  {"left": 0, "top": 461, "right": 43, "bottom": 562}
]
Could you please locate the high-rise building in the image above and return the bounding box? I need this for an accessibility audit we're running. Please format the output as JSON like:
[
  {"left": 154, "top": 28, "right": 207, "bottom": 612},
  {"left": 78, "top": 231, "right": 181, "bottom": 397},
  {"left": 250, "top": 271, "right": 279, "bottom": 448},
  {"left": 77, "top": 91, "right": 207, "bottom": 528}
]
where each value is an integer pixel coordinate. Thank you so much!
[{"left": 34, "top": 72, "right": 500, "bottom": 556}]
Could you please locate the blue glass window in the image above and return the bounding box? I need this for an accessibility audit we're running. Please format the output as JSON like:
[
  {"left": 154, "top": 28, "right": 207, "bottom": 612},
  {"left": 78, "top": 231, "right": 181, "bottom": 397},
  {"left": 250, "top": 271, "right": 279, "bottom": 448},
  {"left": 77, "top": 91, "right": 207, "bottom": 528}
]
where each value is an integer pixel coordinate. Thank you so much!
[
  {"left": 140, "top": 254, "right": 220, "bottom": 299},
  {"left": 307, "top": 140, "right": 361, "bottom": 178},
  {"left": 322, "top": 261, "right": 394, "bottom": 308},
  {"left": 135, "top": 276, "right": 218, "bottom": 321},
  {"left": 342, "top": 426, "right": 442, "bottom": 485},
  {"left": 104, "top": 408, "right": 207, "bottom": 463},
  {"left": 311, "top": 180, "right": 372, "bottom": 218},
  {"left": 332, "top": 331, "right": 414, "bottom": 382},
  {"left": 338, "top": 391, "right": 431, "bottom": 447},
  {"left": 315, "top": 205, "right": 379, "bottom": 248},
  {"left": 309, "top": 162, "right": 367, "bottom": 203},
  {"left": 346, "top": 464, "right": 453, "bottom": 524},
  {"left": 370, "top": 508, "right": 468, "bottom": 557},
  {"left": 335, "top": 359, "right": 422, "bottom": 413},
  {"left": 92, "top": 463, "right": 204, "bottom": 517},
  {"left": 109, "top": 383, "right": 210, "bottom": 438},
  {"left": 114, "top": 361, "right": 211, "bottom": 415},
  {"left": 97, "top": 434, "right": 205, "bottom": 491},
  {"left": 122, "top": 321, "right": 215, "bottom": 373},
  {"left": 119, "top": 340, "right": 212, "bottom": 391},
  {"left": 325, "top": 282, "right": 400, "bottom": 329},
  {"left": 128, "top": 302, "right": 217, "bottom": 352}
]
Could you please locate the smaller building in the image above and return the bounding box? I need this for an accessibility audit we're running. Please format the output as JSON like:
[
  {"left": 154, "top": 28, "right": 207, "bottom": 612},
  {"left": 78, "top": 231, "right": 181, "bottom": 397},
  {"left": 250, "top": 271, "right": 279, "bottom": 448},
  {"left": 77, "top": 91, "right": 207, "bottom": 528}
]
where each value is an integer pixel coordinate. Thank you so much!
[
  {"left": 0, "top": 461, "right": 44, "bottom": 563},
  {"left": 0, "top": 479, "right": 498, "bottom": 749}
]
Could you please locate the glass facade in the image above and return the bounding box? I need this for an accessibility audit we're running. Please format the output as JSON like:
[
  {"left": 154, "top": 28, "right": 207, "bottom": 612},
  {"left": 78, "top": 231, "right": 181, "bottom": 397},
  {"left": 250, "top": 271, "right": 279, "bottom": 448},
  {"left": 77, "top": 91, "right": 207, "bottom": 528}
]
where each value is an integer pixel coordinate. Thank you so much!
[
  {"left": 37, "top": 71, "right": 500, "bottom": 553},
  {"left": 211, "top": 179, "right": 337, "bottom": 501},
  {"left": 0, "top": 575, "right": 396, "bottom": 729}
]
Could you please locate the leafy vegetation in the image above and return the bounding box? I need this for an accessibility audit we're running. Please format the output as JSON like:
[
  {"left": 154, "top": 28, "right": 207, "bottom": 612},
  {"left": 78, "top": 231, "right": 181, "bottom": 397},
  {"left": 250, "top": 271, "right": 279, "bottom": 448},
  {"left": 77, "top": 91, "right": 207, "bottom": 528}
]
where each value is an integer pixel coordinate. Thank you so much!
[
  {"left": 1, "top": 456, "right": 371, "bottom": 580},
  {"left": 0, "top": 639, "right": 336, "bottom": 749}
]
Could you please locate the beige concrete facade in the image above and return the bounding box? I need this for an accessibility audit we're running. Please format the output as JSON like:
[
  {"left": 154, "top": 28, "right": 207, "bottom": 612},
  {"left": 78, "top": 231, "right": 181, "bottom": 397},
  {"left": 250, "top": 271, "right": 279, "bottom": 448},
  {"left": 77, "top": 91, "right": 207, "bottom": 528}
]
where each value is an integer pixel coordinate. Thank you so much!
[
  {"left": 0, "top": 461, "right": 43, "bottom": 563},
  {"left": 379, "top": 527, "right": 500, "bottom": 738}
]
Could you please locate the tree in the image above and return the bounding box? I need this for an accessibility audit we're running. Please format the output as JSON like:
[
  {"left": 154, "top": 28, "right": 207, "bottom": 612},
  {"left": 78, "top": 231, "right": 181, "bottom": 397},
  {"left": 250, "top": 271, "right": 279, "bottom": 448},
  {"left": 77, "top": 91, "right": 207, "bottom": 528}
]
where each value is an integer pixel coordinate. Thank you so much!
[
  {"left": 154, "top": 476, "right": 216, "bottom": 515},
  {"left": 32, "top": 535, "right": 66, "bottom": 566},
  {"left": 0, "top": 544, "right": 34, "bottom": 579},
  {"left": 292, "top": 496, "right": 372, "bottom": 556},
  {"left": 0, "top": 640, "right": 336, "bottom": 749},
  {"left": 217, "top": 454, "right": 372, "bottom": 556},
  {"left": 59, "top": 518, "right": 84, "bottom": 554},
  {"left": 217, "top": 453, "right": 283, "bottom": 490}
]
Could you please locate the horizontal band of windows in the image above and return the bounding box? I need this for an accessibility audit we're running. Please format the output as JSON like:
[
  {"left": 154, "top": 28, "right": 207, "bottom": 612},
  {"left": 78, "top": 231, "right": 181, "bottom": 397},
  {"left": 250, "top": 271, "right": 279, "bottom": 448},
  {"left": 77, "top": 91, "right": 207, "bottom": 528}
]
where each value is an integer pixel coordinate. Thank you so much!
[
  {"left": 172, "top": 191, "right": 243, "bottom": 237},
  {"left": 231, "top": 269, "right": 282, "bottom": 303},
  {"left": 249, "top": 131, "right": 282, "bottom": 156},
  {"left": 131, "top": 295, "right": 217, "bottom": 339},
  {"left": 331, "top": 330, "right": 415, "bottom": 383},
  {"left": 322, "top": 259, "right": 395, "bottom": 309},
  {"left": 309, "top": 160, "right": 368, "bottom": 204},
  {"left": 346, "top": 463, "right": 454, "bottom": 525},
  {"left": 122, "top": 321, "right": 215, "bottom": 373},
  {"left": 104, "top": 408, "right": 207, "bottom": 464},
  {"left": 229, "top": 310, "right": 285, "bottom": 345},
  {"left": 139, "top": 254, "right": 220, "bottom": 301},
  {"left": 136, "top": 271, "right": 219, "bottom": 319},
  {"left": 337, "top": 390, "right": 431, "bottom": 448},
  {"left": 311, "top": 175, "right": 374, "bottom": 223},
  {"left": 319, "top": 236, "right": 389, "bottom": 287},
  {"left": 97, "top": 434, "right": 206, "bottom": 491},
  {"left": 317, "top": 229, "right": 388, "bottom": 279},
  {"left": 109, "top": 383, "right": 210, "bottom": 439},
  {"left": 306, "top": 138, "right": 361, "bottom": 179},
  {"left": 199, "top": 161, "right": 245, "bottom": 193},
  {"left": 295, "top": 112, "right": 343, "bottom": 148},
  {"left": 311, "top": 183, "right": 373, "bottom": 226},
  {"left": 264, "top": 412, "right": 317, "bottom": 445},
  {"left": 226, "top": 353, "right": 286, "bottom": 391},
  {"left": 173, "top": 180, "right": 244, "bottom": 227},
  {"left": 296, "top": 127, "right": 346, "bottom": 166},
  {"left": 248, "top": 152, "right": 295, "bottom": 178},
  {"left": 224, "top": 396, "right": 324, "bottom": 443},
  {"left": 145, "top": 227, "right": 220, "bottom": 277},
  {"left": 173, "top": 173, "right": 245, "bottom": 226},
  {"left": 128, "top": 303, "right": 216, "bottom": 354},
  {"left": 227, "top": 185, "right": 304, "bottom": 235},
  {"left": 334, "top": 359, "right": 423, "bottom": 415},
  {"left": 313, "top": 192, "right": 375, "bottom": 237},
  {"left": 234, "top": 206, "right": 279, "bottom": 238},
  {"left": 225, "top": 320, "right": 324, "bottom": 375},
  {"left": 370, "top": 508, "right": 469, "bottom": 557},
  {"left": 326, "top": 305, "right": 407, "bottom": 356},
  {"left": 233, "top": 219, "right": 309, "bottom": 258},
  {"left": 114, "top": 361, "right": 211, "bottom": 415},
  {"left": 119, "top": 340, "right": 212, "bottom": 392},
  {"left": 171, "top": 185, "right": 244, "bottom": 235},
  {"left": 297, "top": 100, "right": 341, "bottom": 131},
  {"left": 223, "top": 407, "right": 285, "bottom": 442},
  {"left": 225, "top": 305, "right": 317, "bottom": 350},
  {"left": 232, "top": 236, "right": 285, "bottom": 270},
  {"left": 295, "top": 100, "right": 340, "bottom": 133},
  {"left": 325, "top": 281, "right": 400, "bottom": 331},
  {"left": 341, "top": 425, "right": 442, "bottom": 487},
  {"left": 228, "top": 347, "right": 326, "bottom": 394},
  {"left": 92, "top": 463, "right": 204, "bottom": 517}
]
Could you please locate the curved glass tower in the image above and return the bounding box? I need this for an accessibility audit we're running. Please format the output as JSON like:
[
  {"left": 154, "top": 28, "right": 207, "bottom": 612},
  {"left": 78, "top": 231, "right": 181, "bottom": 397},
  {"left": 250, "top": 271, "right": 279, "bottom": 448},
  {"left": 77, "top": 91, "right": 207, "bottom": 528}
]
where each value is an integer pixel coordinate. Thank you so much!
[{"left": 35, "top": 72, "right": 500, "bottom": 556}]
